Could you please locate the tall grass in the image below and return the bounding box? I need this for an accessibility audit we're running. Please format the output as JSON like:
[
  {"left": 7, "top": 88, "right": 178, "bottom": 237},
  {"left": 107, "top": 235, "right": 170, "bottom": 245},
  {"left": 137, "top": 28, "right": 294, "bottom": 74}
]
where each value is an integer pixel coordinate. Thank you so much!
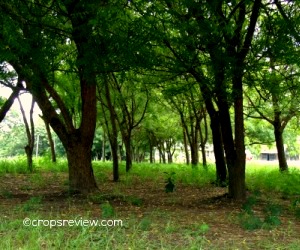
[
  {"left": 0, "top": 156, "right": 29, "bottom": 175},
  {"left": 1, "top": 156, "right": 300, "bottom": 196},
  {"left": 0, "top": 156, "right": 68, "bottom": 175},
  {"left": 246, "top": 163, "right": 300, "bottom": 196}
]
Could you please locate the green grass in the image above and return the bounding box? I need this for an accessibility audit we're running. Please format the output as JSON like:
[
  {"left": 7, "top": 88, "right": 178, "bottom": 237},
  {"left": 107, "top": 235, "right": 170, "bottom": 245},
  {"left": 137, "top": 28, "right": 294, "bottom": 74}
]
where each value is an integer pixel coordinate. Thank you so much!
[
  {"left": 1, "top": 156, "right": 300, "bottom": 196},
  {"left": 0, "top": 156, "right": 29, "bottom": 175},
  {"left": 0, "top": 209, "right": 213, "bottom": 250},
  {"left": 246, "top": 163, "right": 300, "bottom": 196},
  {"left": 1, "top": 157, "right": 300, "bottom": 249},
  {"left": 0, "top": 156, "right": 68, "bottom": 175}
]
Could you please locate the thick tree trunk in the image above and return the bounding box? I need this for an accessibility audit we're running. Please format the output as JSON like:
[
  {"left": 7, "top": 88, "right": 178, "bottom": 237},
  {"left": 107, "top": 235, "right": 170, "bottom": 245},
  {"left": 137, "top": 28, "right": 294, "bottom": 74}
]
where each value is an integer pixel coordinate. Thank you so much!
[
  {"left": 226, "top": 0, "right": 261, "bottom": 200},
  {"left": 66, "top": 144, "right": 98, "bottom": 194},
  {"left": 210, "top": 112, "right": 227, "bottom": 185},
  {"left": 6, "top": 1, "right": 100, "bottom": 195},
  {"left": 218, "top": 97, "right": 242, "bottom": 199},
  {"left": 199, "top": 86, "right": 227, "bottom": 184},
  {"left": 232, "top": 95, "right": 246, "bottom": 200},
  {"left": 227, "top": 69, "right": 246, "bottom": 201},
  {"left": 192, "top": 72, "right": 227, "bottom": 184},
  {"left": 274, "top": 124, "right": 288, "bottom": 171},
  {"left": 25, "top": 145, "right": 33, "bottom": 172}
]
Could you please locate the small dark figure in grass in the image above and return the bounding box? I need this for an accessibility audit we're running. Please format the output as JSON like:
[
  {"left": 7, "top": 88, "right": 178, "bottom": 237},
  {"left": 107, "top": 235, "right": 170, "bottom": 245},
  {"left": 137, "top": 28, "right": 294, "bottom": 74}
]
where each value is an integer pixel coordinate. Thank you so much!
[{"left": 164, "top": 172, "right": 175, "bottom": 193}]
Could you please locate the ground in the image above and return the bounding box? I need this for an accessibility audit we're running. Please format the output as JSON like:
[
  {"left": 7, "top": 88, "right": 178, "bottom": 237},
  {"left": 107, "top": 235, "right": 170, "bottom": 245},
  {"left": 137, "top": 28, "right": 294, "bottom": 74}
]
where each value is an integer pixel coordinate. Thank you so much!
[{"left": 0, "top": 170, "right": 300, "bottom": 249}]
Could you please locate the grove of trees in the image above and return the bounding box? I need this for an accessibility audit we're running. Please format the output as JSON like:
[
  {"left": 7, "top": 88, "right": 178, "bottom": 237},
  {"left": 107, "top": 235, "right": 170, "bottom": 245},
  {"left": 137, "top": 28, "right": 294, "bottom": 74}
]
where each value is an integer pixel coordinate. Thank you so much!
[{"left": 0, "top": 0, "right": 299, "bottom": 200}]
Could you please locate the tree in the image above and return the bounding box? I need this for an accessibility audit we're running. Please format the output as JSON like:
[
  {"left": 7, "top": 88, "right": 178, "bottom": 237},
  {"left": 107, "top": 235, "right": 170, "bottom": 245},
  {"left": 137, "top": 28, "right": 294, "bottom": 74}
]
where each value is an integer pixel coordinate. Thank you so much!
[
  {"left": 132, "top": 0, "right": 262, "bottom": 199},
  {"left": 131, "top": 0, "right": 228, "bottom": 183},
  {"left": 109, "top": 72, "right": 149, "bottom": 171},
  {"left": 245, "top": 61, "right": 300, "bottom": 171},
  {"left": 97, "top": 75, "right": 120, "bottom": 181},
  {"left": 43, "top": 118, "right": 57, "bottom": 163},
  {"left": 0, "top": 1, "right": 103, "bottom": 194},
  {"left": 244, "top": 1, "right": 300, "bottom": 171},
  {"left": 17, "top": 95, "right": 35, "bottom": 172},
  {"left": 162, "top": 78, "right": 208, "bottom": 167}
]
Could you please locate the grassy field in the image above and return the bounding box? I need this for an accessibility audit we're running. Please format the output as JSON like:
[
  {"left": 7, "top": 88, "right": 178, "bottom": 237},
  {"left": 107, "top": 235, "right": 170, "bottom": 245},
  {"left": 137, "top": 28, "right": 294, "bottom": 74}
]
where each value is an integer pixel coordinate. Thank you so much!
[{"left": 0, "top": 157, "right": 300, "bottom": 249}]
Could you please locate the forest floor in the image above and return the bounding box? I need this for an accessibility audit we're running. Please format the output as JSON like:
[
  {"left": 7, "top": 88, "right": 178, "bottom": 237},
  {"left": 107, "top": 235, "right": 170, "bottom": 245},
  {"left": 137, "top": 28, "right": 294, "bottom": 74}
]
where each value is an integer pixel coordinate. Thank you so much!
[{"left": 0, "top": 169, "right": 300, "bottom": 249}]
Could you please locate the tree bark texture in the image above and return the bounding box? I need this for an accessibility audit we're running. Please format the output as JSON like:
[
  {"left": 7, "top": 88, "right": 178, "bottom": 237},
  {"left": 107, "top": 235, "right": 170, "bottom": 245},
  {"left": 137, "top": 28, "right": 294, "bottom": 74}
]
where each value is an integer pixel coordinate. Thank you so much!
[{"left": 274, "top": 122, "right": 288, "bottom": 171}]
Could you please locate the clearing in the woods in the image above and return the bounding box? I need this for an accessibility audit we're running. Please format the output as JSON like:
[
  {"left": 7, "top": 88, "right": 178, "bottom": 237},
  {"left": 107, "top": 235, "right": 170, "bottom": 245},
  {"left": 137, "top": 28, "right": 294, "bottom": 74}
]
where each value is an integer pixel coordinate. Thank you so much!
[{"left": 0, "top": 159, "right": 300, "bottom": 249}]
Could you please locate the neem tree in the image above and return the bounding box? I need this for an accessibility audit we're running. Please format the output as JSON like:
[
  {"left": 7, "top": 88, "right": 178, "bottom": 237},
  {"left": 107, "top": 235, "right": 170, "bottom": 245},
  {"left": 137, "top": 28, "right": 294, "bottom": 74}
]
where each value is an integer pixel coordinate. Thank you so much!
[{"left": 0, "top": 0, "right": 137, "bottom": 194}]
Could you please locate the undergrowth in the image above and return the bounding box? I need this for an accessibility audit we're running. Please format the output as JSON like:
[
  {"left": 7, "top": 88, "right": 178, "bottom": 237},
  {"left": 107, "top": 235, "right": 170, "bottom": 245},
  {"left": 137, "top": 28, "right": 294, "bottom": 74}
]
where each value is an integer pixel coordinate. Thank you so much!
[{"left": 1, "top": 158, "right": 300, "bottom": 249}]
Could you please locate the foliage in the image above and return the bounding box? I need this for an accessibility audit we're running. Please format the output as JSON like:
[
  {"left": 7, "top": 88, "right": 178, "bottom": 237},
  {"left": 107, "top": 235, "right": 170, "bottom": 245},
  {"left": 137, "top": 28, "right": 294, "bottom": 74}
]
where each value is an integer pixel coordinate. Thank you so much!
[
  {"left": 100, "top": 202, "right": 115, "bottom": 218},
  {"left": 246, "top": 165, "right": 300, "bottom": 196},
  {"left": 164, "top": 171, "right": 176, "bottom": 193},
  {"left": 0, "top": 156, "right": 29, "bottom": 174},
  {"left": 1, "top": 0, "right": 300, "bottom": 199},
  {"left": 291, "top": 198, "right": 300, "bottom": 220},
  {"left": 239, "top": 195, "right": 282, "bottom": 231},
  {"left": 18, "top": 196, "right": 43, "bottom": 212},
  {"left": 138, "top": 217, "right": 152, "bottom": 231}
]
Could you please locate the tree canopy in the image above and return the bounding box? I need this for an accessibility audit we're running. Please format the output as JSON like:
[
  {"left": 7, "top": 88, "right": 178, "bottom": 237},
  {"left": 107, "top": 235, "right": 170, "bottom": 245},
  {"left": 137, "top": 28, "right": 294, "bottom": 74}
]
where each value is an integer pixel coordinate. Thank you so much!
[{"left": 0, "top": 0, "right": 300, "bottom": 200}]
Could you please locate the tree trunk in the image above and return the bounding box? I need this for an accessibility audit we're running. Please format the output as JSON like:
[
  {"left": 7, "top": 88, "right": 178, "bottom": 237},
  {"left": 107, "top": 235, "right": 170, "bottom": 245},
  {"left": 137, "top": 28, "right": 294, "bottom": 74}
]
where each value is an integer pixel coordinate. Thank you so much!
[
  {"left": 274, "top": 123, "right": 288, "bottom": 171},
  {"left": 18, "top": 96, "right": 35, "bottom": 172},
  {"left": 161, "top": 152, "right": 166, "bottom": 164},
  {"left": 25, "top": 145, "right": 33, "bottom": 173},
  {"left": 66, "top": 143, "right": 98, "bottom": 194},
  {"left": 190, "top": 141, "right": 199, "bottom": 167},
  {"left": 199, "top": 125, "right": 207, "bottom": 167},
  {"left": 0, "top": 84, "right": 22, "bottom": 123},
  {"left": 200, "top": 107, "right": 208, "bottom": 167},
  {"left": 7, "top": 1, "right": 99, "bottom": 195},
  {"left": 102, "top": 131, "right": 106, "bottom": 162},
  {"left": 124, "top": 135, "right": 132, "bottom": 172},
  {"left": 192, "top": 73, "right": 227, "bottom": 184},
  {"left": 232, "top": 92, "right": 246, "bottom": 200},
  {"left": 149, "top": 142, "right": 154, "bottom": 163},
  {"left": 226, "top": 68, "right": 246, "bottom": 200},
  {"left": 166, "top": 139, "right": 174, "bottom": 163},
  {"left": 210, "top": 112, "right": 227, "bottom": 185},
  {"left": 217, "top": 94, "right": 241, "bottom": 198},
  {"left": 167, "top": 152, "right": 173, "bottom": 163},
  {"left": 158, "top": 144, "right": 166, "bottom": 164},
  {"left": 110, "top": 138, "right": 119, "bottom": 181},
  {"left": 104, "top": 78, "right": 119, "bottom": 181},
  {"left": 44, "top": 119, "right": 56, "bottom": 163},
  {"left": 183, "top": 129, "right": 190, "bottom": 165},
  {"left": 227, "top": 0, "right": 261, "bottom": 200}
]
